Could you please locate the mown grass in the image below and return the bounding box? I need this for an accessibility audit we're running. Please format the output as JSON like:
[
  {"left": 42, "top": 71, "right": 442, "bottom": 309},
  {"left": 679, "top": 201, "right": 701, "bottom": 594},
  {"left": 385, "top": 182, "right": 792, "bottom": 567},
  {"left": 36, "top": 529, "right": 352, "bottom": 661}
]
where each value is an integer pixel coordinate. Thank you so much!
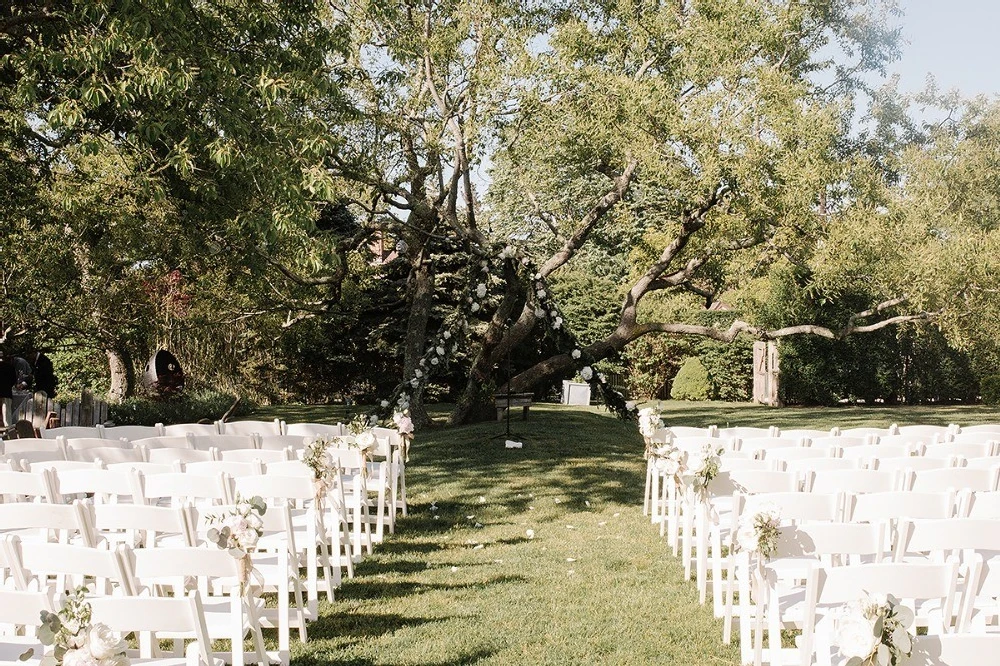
[{"left": 242, "top": 401, "right": 1000, "bottom": 665}]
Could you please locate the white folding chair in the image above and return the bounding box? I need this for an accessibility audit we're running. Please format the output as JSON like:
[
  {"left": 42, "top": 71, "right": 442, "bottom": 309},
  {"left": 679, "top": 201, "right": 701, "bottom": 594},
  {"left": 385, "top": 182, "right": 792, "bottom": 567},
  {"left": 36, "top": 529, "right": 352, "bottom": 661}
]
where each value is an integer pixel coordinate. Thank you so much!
[
  {"left": 234, "top": 474, "right": 342, "bottom": 617},
  {"left": 810, "top": 436, "right": 869, "bottom": 449},
  {"left": 0, "top": 468, "right": 58, "bottom": 503},
  {"left": 925, "top": 441, "right": 996, "bottom": 459},
  {"left": 99, "top": 424, "right": 165, "bottom": 440},
  {"left": 183, "top": 460, "right": 263, "bottom": 481},
  {"left": 190, "top": 504, "right": 308, "bottom": 664},
  {"left": 807, "top": 469, "right": 900, "bottom": 494},
  {"left": 52, "top": 467, "right": 140, "bottom": 504},
  {"left": 218, "top": 419, "right": 282, "bottom": 437},
  {"left": 162, "top": 423, "right": 221, "bottom": 436},
  {"left": 0, "top": 586, "right": 54, "bottom": 660},
  {"left": 87, "top": 590, "right": 225, "bottom": 666},
  {"left": 187, "top": 434, "right": 257, "bottom": 453},
  {"left": 134, "top": 435, "right": 194, "bottom": 450},
  {"left": 752, "top": 522, "right": 886, "bottom": 666},
  {"left": 148, "top": 448, "right": 218, "bottom": 466},
  {"left": 40, "top": 426, "right": 101, "bottom": 440},
  {"left": 963, "top": 490, "right": 1000, "bottom": 518},
  {"left": 5, "top": 537, "right": 137, "bottom": 596},
  {"left": 284, "top": 423, "right": 343, "bottom": 438},
  {"left": 330, "top": 448, "right": 373, "bottom": 558},
  {"left": 124, "top": 546, "right": 267, "bottom": 666},
  {"left": 799, "top": 561, "right": 959, "bottom": 666},
  {"left": 874, "top": 457, "right": 954, "bottom": 476},
  {"left": 257, "top": 435, "right": 310, "bottom": 453},
  {"left": 777, "top": 428, "right": 837, "bottom": 441},
  {"left": 220, "top": 448, "right": 291, "bottom": 464},
  {"left": 956, "top": 424, "right": 1000, "bottom": 435},
  {"left": 739, "top": 438, "right": 803, "bottom": 459},
  {"left": 139, "top": 471, "right": 233, "bottom": 508},
  {"left": 0, "top": 499, "right": 98, "bottom": 546},
  {"left": 1, "top": 438, "right": 65, "bottom": 458},
  {"left": 908, "top": 467, "right": 1000, "bottom": 493},
  {"left": 717, "top": 427, "right": 777, "bottom": 439},
  {"left": 908, "top": 633, "right": 1000, "bottom": 666},
  {"left": 92, "top": 502, "right": 197, "bottom": 549},
  {"left": 893, "top": 517, "right": 1000, "bottom": 564}
]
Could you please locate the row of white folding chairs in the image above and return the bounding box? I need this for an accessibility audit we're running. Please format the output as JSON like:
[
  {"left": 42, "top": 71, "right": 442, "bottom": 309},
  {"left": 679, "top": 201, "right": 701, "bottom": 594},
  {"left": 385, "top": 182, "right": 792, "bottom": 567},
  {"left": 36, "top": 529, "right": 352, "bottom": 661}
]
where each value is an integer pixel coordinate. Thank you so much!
[
  {"left": 0, "top": 510, "right": 304, "bottom": 666},
  {"left": 0, "top": 483, "right": 352, "bottom": 663},
  {"left": 37, "top": 418, "right": 371, "bottom": 441},
  {"left": 644, "top": 435, "right": 1000, "bottom": 519},
  {"left": 666, "top": 469, "right": 1000, "bottom": 619},
  {"left": 722, "top": 505, "right": 1000, "bottom": 665},
  {"left": 4, "top": 443, "right": 401, "bottom": 544},
  {"left": 0, "top": 584, "right": 223, "bottom": 666},
  {"left": 3, "top": 456, "right": 379, "bottom": 578},
  {"left": 655, "top": 422, "right": 1000, "bottom": 445}
]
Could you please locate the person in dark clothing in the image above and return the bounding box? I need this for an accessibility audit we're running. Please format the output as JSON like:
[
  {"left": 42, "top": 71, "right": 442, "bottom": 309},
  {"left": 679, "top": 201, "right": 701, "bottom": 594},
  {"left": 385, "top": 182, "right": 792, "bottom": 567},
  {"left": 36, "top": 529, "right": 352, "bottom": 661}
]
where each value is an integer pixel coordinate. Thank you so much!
[
  {"left": 31, "top": 351, "right": 57, "bottom": 398},
  {"left": 0, "top": 353, "right": 16, "bottom": 427}
]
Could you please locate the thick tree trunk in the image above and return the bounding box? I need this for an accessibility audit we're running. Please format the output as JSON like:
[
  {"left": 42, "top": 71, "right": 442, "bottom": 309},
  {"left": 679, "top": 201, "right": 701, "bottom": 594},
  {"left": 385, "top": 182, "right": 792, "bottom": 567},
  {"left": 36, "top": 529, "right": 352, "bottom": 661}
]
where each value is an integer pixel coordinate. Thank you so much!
[
  {"left": 402, "top": 250, "right": 434, "bottom": 429},
  {"left": 107, "top": 347, "right": 134, "bottom": 404}
]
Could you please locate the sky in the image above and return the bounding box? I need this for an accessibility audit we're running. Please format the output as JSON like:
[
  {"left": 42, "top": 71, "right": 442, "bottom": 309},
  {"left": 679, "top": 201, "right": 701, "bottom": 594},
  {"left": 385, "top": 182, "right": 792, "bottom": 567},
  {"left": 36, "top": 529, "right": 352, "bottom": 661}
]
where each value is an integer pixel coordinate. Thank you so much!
[{"left": 889, "top": 1, "right": 1000, "bottom": 97}]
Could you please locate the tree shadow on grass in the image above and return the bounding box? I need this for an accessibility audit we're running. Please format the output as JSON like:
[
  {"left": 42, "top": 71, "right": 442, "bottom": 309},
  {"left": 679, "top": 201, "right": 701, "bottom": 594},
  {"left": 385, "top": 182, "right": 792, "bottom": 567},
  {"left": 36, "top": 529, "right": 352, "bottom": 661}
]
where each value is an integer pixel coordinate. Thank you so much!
[
  {"left": 305, "top": 612, "right": 448, "bottom": 642},
  {"left": 293, "top": 647, "right": 498, "bottom": 666},
  {"left": 341, "top": 574, "right": 529, "bottom": 602}
]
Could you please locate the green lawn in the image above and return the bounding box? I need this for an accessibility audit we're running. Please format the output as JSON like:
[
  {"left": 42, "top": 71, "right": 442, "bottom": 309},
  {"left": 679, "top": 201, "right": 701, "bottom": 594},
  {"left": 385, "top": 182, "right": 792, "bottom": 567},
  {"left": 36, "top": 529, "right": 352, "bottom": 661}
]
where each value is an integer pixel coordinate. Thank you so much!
[{"left": 243, "top": 401, "right": 1000, "bottom": 665}]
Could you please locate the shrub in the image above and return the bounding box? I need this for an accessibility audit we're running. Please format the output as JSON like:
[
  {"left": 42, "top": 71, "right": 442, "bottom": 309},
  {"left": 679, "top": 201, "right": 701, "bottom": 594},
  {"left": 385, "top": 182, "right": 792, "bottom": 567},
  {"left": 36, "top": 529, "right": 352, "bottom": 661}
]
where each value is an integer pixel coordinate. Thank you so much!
[
  {"left": 981, "top": 376, "right": 1000, "bottom": 406},
  {"left": 108, "top": 389, "right": 255, "bottom": 426},
  {"left": 670, "top": 357, "right": 711, "bottom": 401},
  {"left": 697, "top": 340, "right": 754, "bottom": 402}
]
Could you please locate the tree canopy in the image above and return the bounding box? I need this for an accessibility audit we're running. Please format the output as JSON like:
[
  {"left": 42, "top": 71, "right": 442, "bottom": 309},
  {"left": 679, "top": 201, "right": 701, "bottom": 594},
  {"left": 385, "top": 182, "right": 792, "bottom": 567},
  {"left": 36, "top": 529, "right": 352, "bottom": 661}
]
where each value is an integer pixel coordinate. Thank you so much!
[{"left": 2, "top": 0, "right": 999, "bottom": 420}]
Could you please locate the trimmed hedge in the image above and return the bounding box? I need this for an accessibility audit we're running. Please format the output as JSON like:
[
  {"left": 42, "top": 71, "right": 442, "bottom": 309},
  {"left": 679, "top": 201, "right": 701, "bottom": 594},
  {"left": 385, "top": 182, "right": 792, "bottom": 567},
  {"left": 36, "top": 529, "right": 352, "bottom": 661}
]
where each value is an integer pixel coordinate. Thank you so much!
[
  {"left": 108, "top": 389, "right": 255, "bottom": 426},
  {"left": 670, "top": 357, "right": 711, "bottom": 401}
]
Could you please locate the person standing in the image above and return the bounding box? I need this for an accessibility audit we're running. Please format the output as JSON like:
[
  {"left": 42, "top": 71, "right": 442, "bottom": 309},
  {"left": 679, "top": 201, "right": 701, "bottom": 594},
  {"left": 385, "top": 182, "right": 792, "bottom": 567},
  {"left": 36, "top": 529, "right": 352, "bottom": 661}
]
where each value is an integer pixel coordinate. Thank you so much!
[
  {"left": 0, "top": 353, "right": 16, "bottom": 428},
  {"left": 32, "top": 350, "right": 57, "bottom": 398}
]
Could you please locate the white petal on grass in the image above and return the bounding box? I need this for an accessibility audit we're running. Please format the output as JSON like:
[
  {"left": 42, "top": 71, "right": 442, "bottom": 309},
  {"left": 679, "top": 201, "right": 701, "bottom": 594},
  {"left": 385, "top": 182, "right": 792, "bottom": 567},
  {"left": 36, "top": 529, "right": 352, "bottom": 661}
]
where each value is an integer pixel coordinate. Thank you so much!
[
  {"left": 613, "top": 513, "right": 621, "bottom": 518},
  {"left": 598, "top": 521, "right": 607, "bottom": 526},
  {"left": 566, "top": 558, "right": 576, "bottom": 562},
  {"left": 474, "top": 522, "right": 483, "bottom": 528},
  {"left": 585, "top": 500, "right": 591, "bottom": 507},
  {"left": 554, "top": 498, "right": 562, "bottom": 504},
  {"left": 451, "top": 566, "right": 458, "bottom": 572},
  {"left": 526, "top": 529, "right": 535, "bottom": 539},
  {"left": 567, "top": 570, "right": 575, "bottom": 576},
  {"left": 479, "top": 496, "right": 486, "bottom": 503},
  {"left": 466, "top": 515, "right": 475, "bottom": 520},
  {"left": 566, "top": 525, "right": 576, "bottom": 530},
  {"left": 473, "top": 544, "right": 484, "bottom": 550}
]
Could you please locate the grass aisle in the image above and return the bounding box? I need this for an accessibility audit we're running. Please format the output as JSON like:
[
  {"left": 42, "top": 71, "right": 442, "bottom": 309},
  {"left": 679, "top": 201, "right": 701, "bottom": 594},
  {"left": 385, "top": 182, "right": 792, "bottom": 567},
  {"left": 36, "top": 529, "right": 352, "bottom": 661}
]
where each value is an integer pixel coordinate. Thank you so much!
[{"left": 288, "top": 405, "right": 739, "bottom": 666}]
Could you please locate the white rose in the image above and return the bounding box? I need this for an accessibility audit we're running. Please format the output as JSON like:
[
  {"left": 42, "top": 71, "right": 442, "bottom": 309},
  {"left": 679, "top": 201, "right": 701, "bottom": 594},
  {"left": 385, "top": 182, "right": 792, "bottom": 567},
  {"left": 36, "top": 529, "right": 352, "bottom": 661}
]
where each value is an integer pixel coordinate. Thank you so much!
[
  {"left": 476, "top": 283, "right": 487, "bottom": 298},
  {"left": 521, "top": 257, "right": 530, "bottom": 265},
  {"left": 414, "top": 369, "right": 423, "bottom": 378},
  {"left": 736, "top": 523, "right": 759, "bottom": 553},
  {"left": 537, "top": 289, "right": 546, "bottom": 299},
  {"left": 380, "top": 400, "right": 389, "bottom": 408},
  {"left": 62, "top": 648, "right": 100, "bottom": 666},
  {"left": 550, "top": 309, "right": 558, "bottom": 317},
  {"left": 687, "top": 454, "right": 706, "bottom": 474},
  {"left": 534, "top": 273, "right": 541, "bottom": 280},
  {"left": 553, "top": 317, "right": 562, "bottom": 329},
  {"left": 410, "top": 378, "right": 420, "bottom": 388},
  {"left": 580, "top": 366, "right": 593, "bottom": 381},
  {"left": 655, "top": 458, "right": 680, "bottom": 476},
  {"left": 436, "top": 346, "right": 445, "bottom": 355},
  {"left": 88, "top": 624, "right": 126, "bottom": 660},
  {"left": 534, "top": 307, "right": 546, "bottom": 318},
  {"left": 443, "top": 331, "right": 451, "bottom": 339},
  {"left": 356, "top": 431, "right": 377, "bottom": 451},
  {"left": 471, "top": 302, "right": 481, "bottom": 312},
  {"left": 572, "top": 349, "right": 581, "bottom": 360},
  {"left": 431, "top": 357, "right": 440, "bottom": 365},
  {"left": 835, "top": 614, "right": 878, "bottom": 659},
  {"left": 246, "top": 512, "right": 263, "bottom": 531}
]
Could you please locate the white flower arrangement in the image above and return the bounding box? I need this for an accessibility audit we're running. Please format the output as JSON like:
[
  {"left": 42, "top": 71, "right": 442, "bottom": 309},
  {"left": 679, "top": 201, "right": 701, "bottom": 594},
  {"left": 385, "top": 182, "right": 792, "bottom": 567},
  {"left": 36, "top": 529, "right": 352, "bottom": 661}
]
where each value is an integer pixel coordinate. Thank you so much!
[
  {"left": 534, "top": 307, "right": 546, "bottom": 318},
  {"left": 834, "top": 593, "right": 914, "bottom": 666},
  {"left": 476, "top": 283, "right": 487, "bottom": 298},
  {"left": 652, "top": 443, "right": 684, "bottom": 477},
  {"left": 204, "top": 495, "right": 267, "bottom": 592},
  {"left": 579, "top": 366, "right": 593, "bottom": 381},
  {"left": 302, "top": 437, "right": 337, "bottom": 501},
  {"left": 637, "top": 407, "right": 664, "bottom": 439},
  {"left": 553, "top": 317, "right": 563, "bottom": 329},
  {"left": 353, "top": 430, "right": 378, "bottom": 453},
  {"left": 735, "top": 503, "right": 781, "bottom": 559},
  {"left": 571, "top": 349, "right": 581, "bottom": 360},
  {"left": 393, "top": 410, "right": 414, "bottom": 462},
  {"left": 471, "top": 302, "right": 481, "bottom": 312},
  {"left": 22, "top": 586, "right": 128, "bottom": 666},
  {"left": 679, "top": 441, "right": 723, "bottom": 497}
]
